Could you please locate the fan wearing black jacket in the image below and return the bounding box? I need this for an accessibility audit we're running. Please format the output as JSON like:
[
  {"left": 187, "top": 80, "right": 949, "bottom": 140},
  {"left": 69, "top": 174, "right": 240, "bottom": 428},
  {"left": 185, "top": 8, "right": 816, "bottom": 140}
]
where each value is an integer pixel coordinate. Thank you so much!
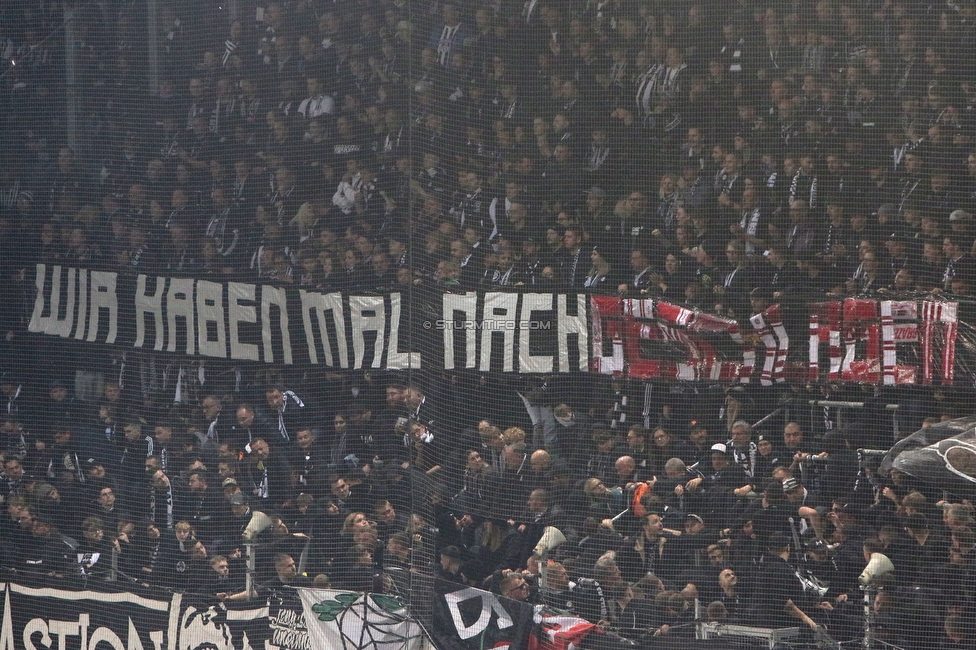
[
  {"left": 683, "top": 443, "right": 753, "bottom": 529},
  {"left": 744, "top": 533, "right": 827, "bottom": 630}
]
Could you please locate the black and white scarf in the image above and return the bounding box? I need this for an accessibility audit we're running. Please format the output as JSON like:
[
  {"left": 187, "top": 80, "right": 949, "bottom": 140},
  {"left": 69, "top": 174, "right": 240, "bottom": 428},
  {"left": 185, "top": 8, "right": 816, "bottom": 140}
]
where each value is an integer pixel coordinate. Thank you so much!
[{"left": 149, "top": 485, "right": 175, "bottom": 529}]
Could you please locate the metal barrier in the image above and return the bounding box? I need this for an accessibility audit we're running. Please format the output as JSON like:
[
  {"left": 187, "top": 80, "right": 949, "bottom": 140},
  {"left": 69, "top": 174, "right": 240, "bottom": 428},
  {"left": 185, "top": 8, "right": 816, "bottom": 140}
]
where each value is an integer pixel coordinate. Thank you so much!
[
  {"left": 693, "top": 598, "right": 844, "bottom": 650},
  {"left": 696, "top": 621, "right": 805, "bottom": 649},
  {"left": 797, "top": 400, "right": 902, "bottom": 442}
]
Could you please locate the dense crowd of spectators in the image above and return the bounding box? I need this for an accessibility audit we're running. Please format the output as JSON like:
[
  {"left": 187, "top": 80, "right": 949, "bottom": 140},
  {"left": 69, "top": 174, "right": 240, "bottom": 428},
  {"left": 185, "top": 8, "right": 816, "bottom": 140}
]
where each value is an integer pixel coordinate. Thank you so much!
[
  {"left": 4, "top": 0, "right": 976, "bottom": 647},
  {"left": 3, "top": 372, "right": 973, "bottom": 649},
  {"left": 4, "top": 0, "right": 976, "bottom": 307}
]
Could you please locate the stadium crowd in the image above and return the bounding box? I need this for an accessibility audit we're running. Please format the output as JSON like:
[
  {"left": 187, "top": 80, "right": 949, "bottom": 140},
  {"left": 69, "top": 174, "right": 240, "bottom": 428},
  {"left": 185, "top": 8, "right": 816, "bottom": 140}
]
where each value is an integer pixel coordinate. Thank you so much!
[{"left": 3, "top": 0, "right": 976, "bottom": 647}]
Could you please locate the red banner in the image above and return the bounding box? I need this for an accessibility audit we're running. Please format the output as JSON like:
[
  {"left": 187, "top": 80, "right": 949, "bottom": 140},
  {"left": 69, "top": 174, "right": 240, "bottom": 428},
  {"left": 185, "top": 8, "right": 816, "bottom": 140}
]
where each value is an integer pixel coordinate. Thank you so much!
[{"left": 590, "top": 297, "right": 959, "bottom": 385}]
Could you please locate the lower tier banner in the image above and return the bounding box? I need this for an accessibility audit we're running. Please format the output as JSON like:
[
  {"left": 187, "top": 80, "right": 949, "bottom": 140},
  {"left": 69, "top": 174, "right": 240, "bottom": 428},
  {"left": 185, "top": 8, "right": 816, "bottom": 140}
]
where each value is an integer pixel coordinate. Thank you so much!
[
  {"left": 0, "top": 578, "right": 744, "bottom": 650},
  {"left": 0, "top": 580, "right": 270, "bottom": 650},
  {"left": 27, "top": 264, "right": 968, "bottom": 384}
]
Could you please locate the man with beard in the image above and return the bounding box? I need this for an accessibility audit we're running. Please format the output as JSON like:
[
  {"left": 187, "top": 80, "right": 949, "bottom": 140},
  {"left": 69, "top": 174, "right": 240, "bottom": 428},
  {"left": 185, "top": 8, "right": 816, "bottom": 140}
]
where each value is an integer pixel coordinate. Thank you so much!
[
  {"left": 263, "top": 384, "right": 306, "bottom": 447},
  {"left": 676, "top": 421, "right": 712, "bottom": 466},
  {"left": 371, "top": 381, "right": 409, "bottom": 464},
  {"left": 177, "top": 470, "right": 224, "bottom": 545},
  {"left": 615, "top": 512, "right": 680, "bottom": 585},
  {"left": 327, "top": 475, "right": 371, "bottom": 516},
  {"left": 242, "top": 438, "right": 292, "bottom": 510},
  {"left": 540, "top": 560, "right": 604, "bottom": 619}
]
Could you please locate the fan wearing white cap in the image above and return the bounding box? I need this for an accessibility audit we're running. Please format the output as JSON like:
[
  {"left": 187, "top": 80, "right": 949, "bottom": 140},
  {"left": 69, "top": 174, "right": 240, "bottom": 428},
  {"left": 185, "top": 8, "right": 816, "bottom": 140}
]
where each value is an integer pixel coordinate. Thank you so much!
[{"left": 682, "top": 443, "right": 754, "bottom": 529}]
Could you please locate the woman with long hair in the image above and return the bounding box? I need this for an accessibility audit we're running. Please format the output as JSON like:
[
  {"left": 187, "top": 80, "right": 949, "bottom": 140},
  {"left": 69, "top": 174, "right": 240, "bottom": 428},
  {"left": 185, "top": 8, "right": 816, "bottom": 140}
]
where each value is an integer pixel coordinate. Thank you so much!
[
  {"left": 468, "top": 518, "right": 522, "bottom": 585},
  {"left": 341, "top": 512, "right": 372, "bottom": 536}
]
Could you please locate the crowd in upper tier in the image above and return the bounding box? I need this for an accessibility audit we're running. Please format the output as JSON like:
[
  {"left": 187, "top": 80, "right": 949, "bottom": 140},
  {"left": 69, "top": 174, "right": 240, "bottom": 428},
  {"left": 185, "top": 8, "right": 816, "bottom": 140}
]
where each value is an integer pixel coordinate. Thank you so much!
[{"left": 4, "top": 0, "right": 976, "bottom": 315}]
